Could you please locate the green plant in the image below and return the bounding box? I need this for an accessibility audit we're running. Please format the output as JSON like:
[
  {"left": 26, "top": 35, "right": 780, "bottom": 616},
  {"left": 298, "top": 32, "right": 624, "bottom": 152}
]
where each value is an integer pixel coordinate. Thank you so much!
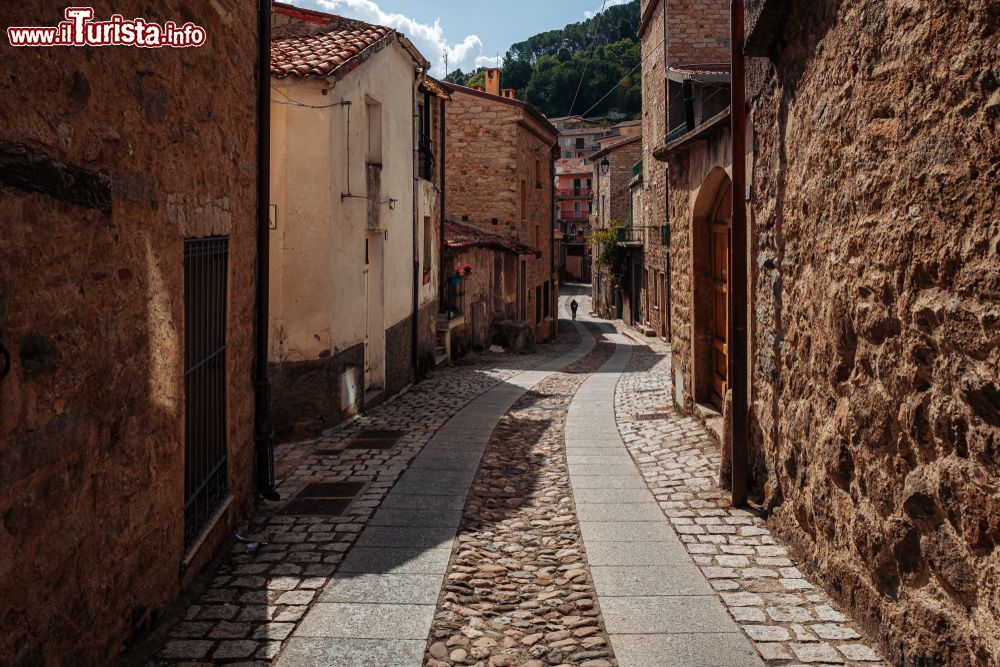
[{"left": 592, "top": 220, "right": 628, "bottom": 288}]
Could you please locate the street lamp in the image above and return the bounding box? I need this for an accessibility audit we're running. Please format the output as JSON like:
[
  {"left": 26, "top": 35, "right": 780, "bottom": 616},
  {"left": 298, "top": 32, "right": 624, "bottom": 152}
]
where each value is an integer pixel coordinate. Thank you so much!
[{"left": 599, "top": 157, "right": 610, "bottom": 175}]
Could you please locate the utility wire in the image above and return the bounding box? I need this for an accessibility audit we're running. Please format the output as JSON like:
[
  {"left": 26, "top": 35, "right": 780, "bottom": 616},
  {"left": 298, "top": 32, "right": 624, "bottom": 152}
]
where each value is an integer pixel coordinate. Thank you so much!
[
  {"left": 577, "top": 37, "right": 664, "bottom": 119},
  {"left": 566, "top": 0, "right": 609, "bottom": 118}
]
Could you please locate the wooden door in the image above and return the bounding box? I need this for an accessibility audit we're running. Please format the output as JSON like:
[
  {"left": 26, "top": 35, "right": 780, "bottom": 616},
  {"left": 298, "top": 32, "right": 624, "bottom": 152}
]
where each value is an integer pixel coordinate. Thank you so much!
[{"left": 711, "top": 221, "right": 729, "bottom": 408}]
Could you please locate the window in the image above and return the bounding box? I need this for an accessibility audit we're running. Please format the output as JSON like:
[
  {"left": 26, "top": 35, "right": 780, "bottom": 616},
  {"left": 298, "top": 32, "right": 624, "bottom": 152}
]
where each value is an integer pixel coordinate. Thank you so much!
[
  {"left": 535, "top": 158, "right": 542, "bottom": 189},
  {"left": 422, "top": 216, "right": 432, "bottom": 284},
  {"left": 575, "top": 137, "right": 585, "bottom": 148},
  {"left": 535, "top": 223, "right": 541, "bottom": 248},
  {"left": 564, "top": 151, "right": 572, "bottom": 159},
  {"left": 535, "top": 285, "right": 542, "bottom": 324},
  {"left": 543, "top": 281, "right": 550, "bottom": 318},
  {"left": 183, "top": 236, "right": 230, "bottom": 551},
  {"left": 564, "top": 138, "right": 572, "bottom": 147},
  {"left": 520, "top": 179, "right": 527, "bottom": 221},
  {"left": 366, "top": 99, "right": 383, "bottom": 165}
]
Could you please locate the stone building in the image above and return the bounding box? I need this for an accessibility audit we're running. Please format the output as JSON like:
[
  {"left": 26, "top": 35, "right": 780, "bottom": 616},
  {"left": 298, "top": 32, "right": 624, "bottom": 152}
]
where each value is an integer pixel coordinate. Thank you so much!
[
  {"left": 651, "top": 0, "right": 999, "bottom": 662},
  {"left": 0, "top": 2, "right": 261, "bottom": 663},
  {"left": 555, "top": 158, "right": 593, "bottom": 281},
  {"left": 267, "top": 4, "right": 440, "bottom": 437},
  {"left": 589, "top": 135, "right": 643, "bottom": 320},
  {"left": 737, "top": 1, "right": 1000, "bottom": 663},
  {"left": 441, "top": 75, "right": 559, "bottom": 344},
  {"left": 647, "top": 0, "right": 733, "bottom": 431},
  {"left": 440, "top": 220, "right": 539, "bottom": 356},
  {"left": 633, "top": 0, "right": 719, "bottom": 341}
]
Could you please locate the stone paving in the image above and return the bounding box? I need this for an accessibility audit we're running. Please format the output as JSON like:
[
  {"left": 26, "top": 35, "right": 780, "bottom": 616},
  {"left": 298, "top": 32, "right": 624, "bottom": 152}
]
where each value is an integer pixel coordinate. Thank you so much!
[
  {"left": 142, "top": 289, "right": 890, "bottom": 667},
  {"left": 425, "top": 321, "right": 618, "bottom": 667},
  {"left": 145, "top": 311, "right": 585, "bottom": 665},
  {"left": 564, "top": 321, "right": 762, "bottom": 667},
  {"left": 271, "top": 311, "right": 597, "bottom": 667},
  {"left": 612, "top": 330, "right": 886, "bottom": 667}
]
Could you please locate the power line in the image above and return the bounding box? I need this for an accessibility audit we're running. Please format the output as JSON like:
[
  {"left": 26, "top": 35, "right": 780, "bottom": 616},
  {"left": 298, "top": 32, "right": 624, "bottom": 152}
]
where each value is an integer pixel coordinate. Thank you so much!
[
  {"left": 576, "top": 36, "right": 664, "bottom": 119},
  {"left": 566, "top": 0, "right": 609, "bottom": 118}
]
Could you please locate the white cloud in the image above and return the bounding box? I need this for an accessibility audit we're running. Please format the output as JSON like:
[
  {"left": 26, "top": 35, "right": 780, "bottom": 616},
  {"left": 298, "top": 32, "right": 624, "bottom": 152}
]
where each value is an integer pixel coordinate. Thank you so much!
[
  {"left": 584, "top": 0, "right": 631, "bottom": 19},
  {"left": 316, "top": 0, "right": 486, "bottom": 77}
]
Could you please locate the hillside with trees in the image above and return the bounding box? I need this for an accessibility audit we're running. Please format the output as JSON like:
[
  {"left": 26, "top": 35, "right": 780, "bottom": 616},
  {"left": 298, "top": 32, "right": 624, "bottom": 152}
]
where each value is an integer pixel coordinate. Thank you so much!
[{"left": 445, "top": 1, "right": 641, "bottom": 120}]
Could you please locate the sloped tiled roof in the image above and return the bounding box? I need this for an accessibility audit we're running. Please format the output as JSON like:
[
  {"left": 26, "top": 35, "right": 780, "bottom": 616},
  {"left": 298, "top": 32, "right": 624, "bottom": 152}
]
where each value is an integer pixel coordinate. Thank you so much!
[
  {"left": 270, "top": 2, "right": 426, "bottom": 79},
  {"left": 271, "top": 22, "right": 394, "bottom": 78},
  {"left": 444, "top": 220, "right": 537, "bottom": 255},
  {"left": 420, "top": 75, "right": 452, "bottom": 101}
]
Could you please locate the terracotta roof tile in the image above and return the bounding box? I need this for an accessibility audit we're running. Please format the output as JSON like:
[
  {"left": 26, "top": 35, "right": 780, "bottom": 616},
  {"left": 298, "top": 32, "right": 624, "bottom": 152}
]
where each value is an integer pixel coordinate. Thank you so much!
[
  {"left": 445, "top": 221, "right": 537, "bottom": 255},
  {"left": 271, "top": 21, "right": 394, "bottom": 79}
]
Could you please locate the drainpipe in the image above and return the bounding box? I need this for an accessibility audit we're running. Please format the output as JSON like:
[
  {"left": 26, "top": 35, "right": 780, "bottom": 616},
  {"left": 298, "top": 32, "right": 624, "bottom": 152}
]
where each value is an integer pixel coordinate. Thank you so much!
[
  {"left": 254, "top": 0, "right": 279, "bottom": 501},
  {"left": 730, "top": 0, "right": 750, "bottom": 506},
  {"left": 549, "top": 144, "right": 557, "bottom": 340},
  {"left": 439, "top": 96, "right": 447, "bottom": 310},
  {"left": 411, "top": 67, "right": 425, "bottom": 380}
]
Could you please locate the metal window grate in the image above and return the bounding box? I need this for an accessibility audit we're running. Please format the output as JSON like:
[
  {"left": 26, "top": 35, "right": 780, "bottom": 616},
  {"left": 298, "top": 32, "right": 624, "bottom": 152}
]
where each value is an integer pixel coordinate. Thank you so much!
[{"left": 183, "top": 236, "right": 230, "bottom": 551}]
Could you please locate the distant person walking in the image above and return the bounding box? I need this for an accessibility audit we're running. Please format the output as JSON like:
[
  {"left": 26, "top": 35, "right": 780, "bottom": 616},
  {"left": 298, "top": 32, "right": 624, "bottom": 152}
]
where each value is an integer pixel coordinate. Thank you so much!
[{"left": 570, "top": 299, "right": 579, "bottom": 320}]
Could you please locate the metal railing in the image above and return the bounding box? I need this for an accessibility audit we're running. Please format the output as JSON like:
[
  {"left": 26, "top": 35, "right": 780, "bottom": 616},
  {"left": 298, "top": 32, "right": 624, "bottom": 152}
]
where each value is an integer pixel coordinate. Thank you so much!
[
  {"left": 183, "top": 236, "right": 230, "bottom": 551},
  {"left": 614, "top": 224, "right": 669, "bottom": 246},
  {"left": 556, "top": 187, "right": 593, "bottom": 198}
]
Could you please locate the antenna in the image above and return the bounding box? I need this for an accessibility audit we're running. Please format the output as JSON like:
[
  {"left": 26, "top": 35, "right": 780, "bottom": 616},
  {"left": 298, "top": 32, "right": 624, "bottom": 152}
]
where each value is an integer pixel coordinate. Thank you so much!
[{"left": 444, "top": 52, "right": 448, "bottom": 77}]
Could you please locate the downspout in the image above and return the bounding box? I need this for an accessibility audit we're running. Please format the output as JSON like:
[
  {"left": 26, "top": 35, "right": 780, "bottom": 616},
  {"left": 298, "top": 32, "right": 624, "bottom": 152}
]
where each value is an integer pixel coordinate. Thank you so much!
[
  {"left": 730, "top": 0, "right": 750, "bottom": 506},
  {"left": 549, "top": 144, "right": 557, "bottom": 339},
  {"left": 411, "top": 67, "right": 424, "bottom": 380},
  {"left": 439, "top": 96, "right": 447, "bottom": 309},
  {"left": 254, "top": 0, "right": 279, "bottom": 501}
]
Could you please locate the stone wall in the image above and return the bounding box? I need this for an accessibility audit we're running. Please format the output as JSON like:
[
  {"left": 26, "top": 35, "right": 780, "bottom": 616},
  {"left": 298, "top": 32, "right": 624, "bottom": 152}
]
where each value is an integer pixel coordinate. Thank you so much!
[
  {"left": 444, "top": 92, "right": 520, "bottom": 232},
  {"left": 0, "top": 2, "right": 259, "bottom": 663},
  {"left": 639, "top": 0, "right": 669, "bottom": 337},
  {"left": 270, "top": 344, "right": 365, "bottom": 440},
  {"left": 385, "top": 314, "right": 415, "bottom": 398},
  {"left": 592, "top": 139, "right": 643, "bottom": 319},
  {"left": 745, "top": 1, "right": 1000, "bottom": 664},
  {"left": 444, "top": 87, "right": 557, "bottom": 340},
  {"left": 665, "top": 127, "right": 732, "bottom": 415},
  {"left": 666, "top": 0, "right": 731, "bottom": 66}
]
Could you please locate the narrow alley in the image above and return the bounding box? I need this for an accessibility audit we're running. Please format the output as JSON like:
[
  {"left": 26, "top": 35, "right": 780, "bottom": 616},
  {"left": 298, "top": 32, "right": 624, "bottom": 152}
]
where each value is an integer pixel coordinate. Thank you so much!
[
  {"left": 2, "top": 2, "right": 996, "bottom": 666},
  {"left": 129, "top": 288, "right": 884, "bottom": 667}
]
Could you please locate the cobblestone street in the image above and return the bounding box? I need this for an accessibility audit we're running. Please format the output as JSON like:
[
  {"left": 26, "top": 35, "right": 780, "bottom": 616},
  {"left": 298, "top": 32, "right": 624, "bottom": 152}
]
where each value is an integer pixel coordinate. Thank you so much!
[{"left": 139, "top": 292, "right": 885, "bottom": 667}]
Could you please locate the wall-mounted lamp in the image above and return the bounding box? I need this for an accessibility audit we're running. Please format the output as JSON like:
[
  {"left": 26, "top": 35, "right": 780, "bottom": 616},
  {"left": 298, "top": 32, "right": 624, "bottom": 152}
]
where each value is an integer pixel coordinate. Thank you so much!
[{"left": 599, "top": 157, "right": 610, "bottom": 175}]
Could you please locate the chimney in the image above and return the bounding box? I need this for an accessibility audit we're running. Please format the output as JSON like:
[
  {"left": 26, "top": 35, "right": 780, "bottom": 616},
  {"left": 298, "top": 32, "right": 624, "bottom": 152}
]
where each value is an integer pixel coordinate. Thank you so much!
[
  {"left": 502, "top": 88, "right": 515, "bottom": 99},
  {"left": 484, "top": 67, "right": 501, "bottom": 96}
]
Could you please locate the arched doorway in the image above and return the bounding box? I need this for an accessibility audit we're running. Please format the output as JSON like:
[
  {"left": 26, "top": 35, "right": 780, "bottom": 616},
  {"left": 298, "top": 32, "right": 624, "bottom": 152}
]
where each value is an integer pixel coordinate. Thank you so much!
[{"left": 692, "top": 168, "right": 732, "bottom": 411}]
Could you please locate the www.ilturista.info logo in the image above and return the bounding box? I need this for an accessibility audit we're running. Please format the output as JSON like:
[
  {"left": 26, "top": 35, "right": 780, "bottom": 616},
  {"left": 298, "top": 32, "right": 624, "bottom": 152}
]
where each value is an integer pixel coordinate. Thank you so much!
[{"left": 7, "top": 7, "right": 206, "bottom": 48}]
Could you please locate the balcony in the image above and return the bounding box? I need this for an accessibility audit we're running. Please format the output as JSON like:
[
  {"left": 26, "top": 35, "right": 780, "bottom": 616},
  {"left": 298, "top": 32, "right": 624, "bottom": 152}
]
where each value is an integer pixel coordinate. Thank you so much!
[
  {"left": 559, "top": 214, "right": 591, "bottom": 224},
  {"left": 556, "top": 187, "right": 593, "bottom": 199},
  {"left": 615, "top": 225, "right": 669, "bottom": 248}
]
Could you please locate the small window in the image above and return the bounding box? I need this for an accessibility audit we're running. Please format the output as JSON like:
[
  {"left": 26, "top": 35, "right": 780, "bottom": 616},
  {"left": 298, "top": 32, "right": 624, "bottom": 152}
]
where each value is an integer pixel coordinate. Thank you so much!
[
  {"left": 422, "top": 216, "right": 432, "bottom": 283},
  {"left": 366, "top": 98, "right": 382, "bottom": 164},
  {"left": 520, "top": 180, "right": 527, "bottom": 221}
]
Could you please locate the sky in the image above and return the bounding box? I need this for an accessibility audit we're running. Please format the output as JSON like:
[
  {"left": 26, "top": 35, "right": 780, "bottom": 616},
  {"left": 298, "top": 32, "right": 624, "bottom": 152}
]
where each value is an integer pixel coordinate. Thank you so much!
[{"left": 298, "top": 0, "right": 631, "bottom": 77}]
